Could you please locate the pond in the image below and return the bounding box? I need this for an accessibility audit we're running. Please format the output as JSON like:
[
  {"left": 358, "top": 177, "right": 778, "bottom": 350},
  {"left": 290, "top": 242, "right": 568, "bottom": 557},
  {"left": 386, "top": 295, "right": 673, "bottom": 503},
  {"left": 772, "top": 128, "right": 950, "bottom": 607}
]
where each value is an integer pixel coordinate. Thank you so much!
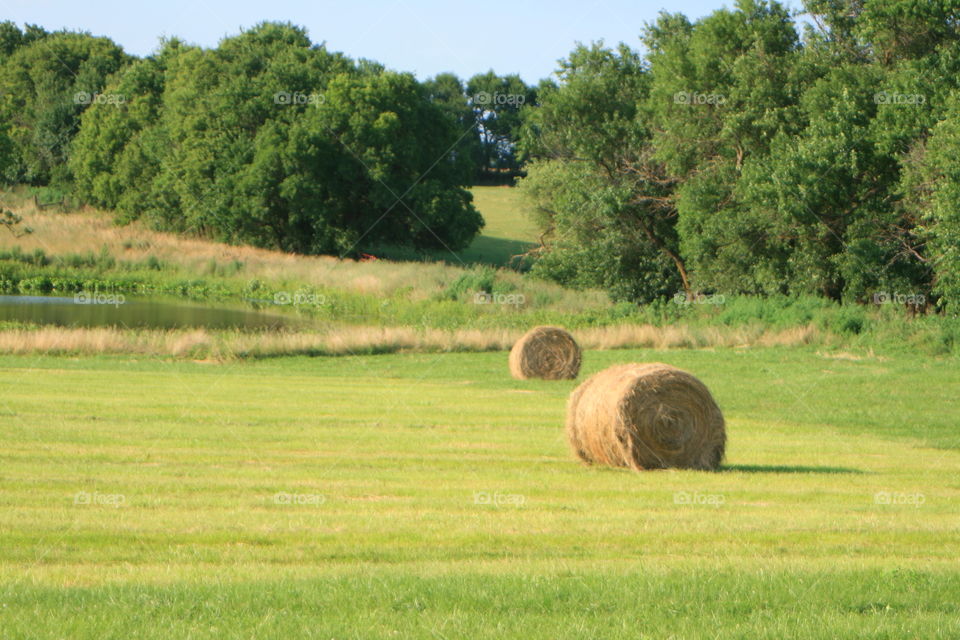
[{"left": 0, "top": 294, "right": 301, "bottom": 330}]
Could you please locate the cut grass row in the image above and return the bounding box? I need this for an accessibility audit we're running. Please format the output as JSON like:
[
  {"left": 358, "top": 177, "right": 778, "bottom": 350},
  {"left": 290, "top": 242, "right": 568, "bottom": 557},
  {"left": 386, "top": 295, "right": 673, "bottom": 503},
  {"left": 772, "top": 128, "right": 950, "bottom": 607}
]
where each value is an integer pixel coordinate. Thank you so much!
[
  {"left": 7, "top": 570, "right": 959, "bottom": 639},
  {"left": 0, "top": 323, "right": 822, "bottom": 358}
]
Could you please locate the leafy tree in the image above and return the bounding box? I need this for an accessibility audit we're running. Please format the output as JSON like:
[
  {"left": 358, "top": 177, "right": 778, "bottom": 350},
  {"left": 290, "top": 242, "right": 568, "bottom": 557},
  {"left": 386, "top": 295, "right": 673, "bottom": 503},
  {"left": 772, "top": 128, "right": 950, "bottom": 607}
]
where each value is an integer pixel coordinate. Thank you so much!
[
  {"left": 140, "top": 22, "right": 353, "bottom": 248},
  {"left": 70, "top": 41, "right": 180, "bottom": 217},
  {"left": 519, "top": 0, "right": 960, "bottom": 306},
  {"left": 0, "top": 22, "right": 47, "bottom": 61},
  {"left": 645, "top": 0, "right": 806, "bottom": 295},
  {"left": 519, "top": 43, "right": 683, "bottom": 302},
  {"left": 467, "top": 71, "right": 536, "bottom": 180},
  {"left": 904, "top": 94, "right": 960, "bottom": 312},
  {"left": 423, "top": 72, "right": 482, "bottom": 177},
  {"left": 71, "top": 22, "right": 482, "bottom": 255},
  {"left": 0, "top": 114, "right": 13, "bottom": 181},
  {"left": 0, "top": 31, "right": 129, "bottom": 184},
  {"left": 293, "top": 70, "right": 482, "bottom": 254}
]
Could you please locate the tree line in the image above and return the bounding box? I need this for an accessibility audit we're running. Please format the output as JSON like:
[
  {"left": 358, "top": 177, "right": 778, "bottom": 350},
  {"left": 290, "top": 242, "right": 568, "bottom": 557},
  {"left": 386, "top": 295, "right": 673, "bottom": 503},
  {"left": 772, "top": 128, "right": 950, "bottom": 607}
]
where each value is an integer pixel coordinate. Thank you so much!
[
  {"left": 2, "top": 2, "right": 960, "bottom": 312},
  {"left": 520, "top": 0, "right": 960, "bottom": 312},
  {"left": 0, "top": 21, "right": 534, "bottom": 255}
]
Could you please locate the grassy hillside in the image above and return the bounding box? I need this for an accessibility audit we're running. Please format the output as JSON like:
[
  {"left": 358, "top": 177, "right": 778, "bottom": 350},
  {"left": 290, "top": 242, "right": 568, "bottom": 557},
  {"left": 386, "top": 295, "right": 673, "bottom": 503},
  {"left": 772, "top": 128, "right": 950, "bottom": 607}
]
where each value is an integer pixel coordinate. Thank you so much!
[
  {"left": 458, "top": 186, "right": 539, "bottom": 265},
  {"left": 1, "top": 186, "right": 958, "bottom": 356},
  {"left": 1, "top": 348, "right": 958, "bottom": 638},
  {"left": 0, "top": 188, "right": 607, "bottom": 325},
  {"left": 369, "top": 186, "right": 538, "bottom": 266}
]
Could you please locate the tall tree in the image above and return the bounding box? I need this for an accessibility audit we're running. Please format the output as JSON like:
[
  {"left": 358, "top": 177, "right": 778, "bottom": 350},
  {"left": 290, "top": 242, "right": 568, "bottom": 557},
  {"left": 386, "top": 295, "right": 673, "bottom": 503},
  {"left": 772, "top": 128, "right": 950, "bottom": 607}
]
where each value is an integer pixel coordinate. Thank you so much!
[
  {"left": 467, "top": 71, "right": 536, "bottom": 180},
  {"left": 0, "top": 30, "right": 128, "bottom": 184},
  {"left": 423, "top": 72, "right": 482, "bottom": 179},
  {"left": 71, "top": 22, "right": 482, "bottom": 255},
  {"left": 519, "top": 43, "right": 684, "bottom": 302},
  {"left": 71, "top": 40, "right": 181, "bottom": 218}
]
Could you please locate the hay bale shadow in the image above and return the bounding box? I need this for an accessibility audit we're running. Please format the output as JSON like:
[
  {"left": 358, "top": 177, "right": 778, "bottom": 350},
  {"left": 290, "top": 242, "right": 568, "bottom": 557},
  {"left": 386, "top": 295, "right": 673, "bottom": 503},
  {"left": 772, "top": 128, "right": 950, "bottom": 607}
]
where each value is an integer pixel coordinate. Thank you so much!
[{"left": 722, "top": 464, "right": 865, "bottom": 474}]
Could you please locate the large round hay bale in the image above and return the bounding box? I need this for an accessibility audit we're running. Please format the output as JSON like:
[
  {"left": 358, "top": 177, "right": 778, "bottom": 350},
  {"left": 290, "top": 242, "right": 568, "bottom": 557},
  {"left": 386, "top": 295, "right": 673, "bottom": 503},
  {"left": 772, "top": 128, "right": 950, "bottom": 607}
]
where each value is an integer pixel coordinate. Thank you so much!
[
  {"left": 566, "top": 363, "right": 725, "bottom": 470},
  {"left": 509, "top": 326, "right": 581, "bottom": 380}
]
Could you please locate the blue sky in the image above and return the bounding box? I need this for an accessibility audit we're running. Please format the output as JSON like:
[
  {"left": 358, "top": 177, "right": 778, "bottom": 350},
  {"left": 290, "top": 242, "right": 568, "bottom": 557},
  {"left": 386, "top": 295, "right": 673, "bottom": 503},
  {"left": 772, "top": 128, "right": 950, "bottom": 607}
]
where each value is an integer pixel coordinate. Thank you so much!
[{"left": 3, "top": 0, "right": 804, "bottom": 83}]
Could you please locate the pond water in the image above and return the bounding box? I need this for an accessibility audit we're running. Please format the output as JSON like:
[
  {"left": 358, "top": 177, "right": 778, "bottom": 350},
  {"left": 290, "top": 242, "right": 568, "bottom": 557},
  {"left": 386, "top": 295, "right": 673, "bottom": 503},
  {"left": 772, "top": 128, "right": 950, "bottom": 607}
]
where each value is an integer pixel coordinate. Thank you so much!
[{"left": 0, "top": 294, "right": 299, "bottom": 330}]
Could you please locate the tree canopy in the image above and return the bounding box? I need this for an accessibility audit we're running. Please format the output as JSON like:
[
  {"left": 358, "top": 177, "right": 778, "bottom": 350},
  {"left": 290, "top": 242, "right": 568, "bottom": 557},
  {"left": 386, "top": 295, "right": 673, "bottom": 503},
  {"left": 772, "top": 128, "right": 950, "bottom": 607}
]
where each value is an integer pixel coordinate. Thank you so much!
[
  {"left": 519, "top": 0, "right": 960, "bottom": 311},
  {"left": 4, "top": 7, "right": 960, "bottom": 310},
  {"left": 65, "top": 22, "right": 484, "bottom": 255}
]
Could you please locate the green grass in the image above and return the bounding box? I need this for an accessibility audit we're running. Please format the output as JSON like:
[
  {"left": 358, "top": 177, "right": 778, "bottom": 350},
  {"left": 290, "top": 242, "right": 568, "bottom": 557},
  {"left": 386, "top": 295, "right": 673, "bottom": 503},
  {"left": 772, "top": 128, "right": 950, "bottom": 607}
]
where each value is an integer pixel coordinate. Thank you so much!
[
  {"left": 371, "top": 185, "right": 538, "bottom": 267},
  {"left": 4, "top": 185, "right": 960, "bottom": 357},
  {"left": 457, "top": 186, "right": 539, "bottom": 266},
  {"left": 470, "top": 185, "right": 540, "bottom": 242},
  {"left": 1, "top": 347, "right": 958, "bottom": 637}
]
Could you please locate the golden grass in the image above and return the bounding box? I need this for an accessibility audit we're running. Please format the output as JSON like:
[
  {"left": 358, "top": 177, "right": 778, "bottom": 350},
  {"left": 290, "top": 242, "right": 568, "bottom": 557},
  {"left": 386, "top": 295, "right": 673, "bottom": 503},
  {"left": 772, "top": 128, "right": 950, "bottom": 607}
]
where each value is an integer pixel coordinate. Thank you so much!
[
  {"left": 0, "top": 324, "right": 825, "bottom": 360},
  {"left": 0, "top": 193, "right": 831, "bottom": 359},
  {"left": 0, "top": 197, "right": 607, "bottom": 312}
]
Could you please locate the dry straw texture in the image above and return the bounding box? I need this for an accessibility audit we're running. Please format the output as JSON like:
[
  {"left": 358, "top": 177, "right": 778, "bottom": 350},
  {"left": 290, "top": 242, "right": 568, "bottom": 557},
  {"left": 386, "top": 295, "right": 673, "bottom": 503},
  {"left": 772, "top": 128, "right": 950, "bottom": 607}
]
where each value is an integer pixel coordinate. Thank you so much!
[
  {"left": 566, "top": 363, "right": 725, "bottom": 471},
  {"left": 0, "top": 202, "right": 605, "bottom": 311},
  {"left": 509, "top": 326, "right": 582, "bottom": 380},
  {"left": 0, "top": 324, "right": 820, "bottom": 359}
]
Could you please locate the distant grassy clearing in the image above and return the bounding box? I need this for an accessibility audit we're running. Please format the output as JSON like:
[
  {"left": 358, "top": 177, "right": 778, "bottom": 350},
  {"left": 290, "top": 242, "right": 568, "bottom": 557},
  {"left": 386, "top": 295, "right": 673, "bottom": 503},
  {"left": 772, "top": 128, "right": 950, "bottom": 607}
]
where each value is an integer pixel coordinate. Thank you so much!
[
  {"left": 458, "top": 185, "right": 539, "bottom": 266},
  {"left": 371, "top": 186, "right": 538, "bottom": 266},
  {"left": 470, "top": 185, "right": 540, "bottom": 242},
  {"left": 1, "top": 348, "right": 958, "bottom": 637}
]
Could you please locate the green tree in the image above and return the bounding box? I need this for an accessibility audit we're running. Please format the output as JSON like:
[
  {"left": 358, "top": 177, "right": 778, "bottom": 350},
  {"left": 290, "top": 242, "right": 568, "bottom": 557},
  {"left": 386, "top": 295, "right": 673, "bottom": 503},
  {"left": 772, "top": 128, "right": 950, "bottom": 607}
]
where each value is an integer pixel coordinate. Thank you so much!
[
  {"left": 518, "top": 0, "right": 960, "bottom": 304},
  {"left": 519, "top": 43, "right": 683, "bottom": 302},
  {"left": 140, "top": 22, "right": 353, "bottom": 248},
  {"left": 0, "top": 31, "right": 128, "bottom": 184},
  {"left": 296, "top": 70, "right": 482, "bottom": 254},
  {"left": 72, "top": 22, "right": 482, "bottom": 256},
  {"left": 904, "top": 94, "right": 960, "bottom": 312},
  {"left": 644, "top": 0, "right": 806, "bottom": 295},
  {"left": 70, "top": 41, "right": 180, "bottom": 218},
  {"left": 424, "top": 72, "right": 481, "bottom": 178},
  {"left": 0, "top": 21, "right": 47, "bottom": 61},
  {"left": 467, "top": 71, "right": 536, "bottom": 180}
]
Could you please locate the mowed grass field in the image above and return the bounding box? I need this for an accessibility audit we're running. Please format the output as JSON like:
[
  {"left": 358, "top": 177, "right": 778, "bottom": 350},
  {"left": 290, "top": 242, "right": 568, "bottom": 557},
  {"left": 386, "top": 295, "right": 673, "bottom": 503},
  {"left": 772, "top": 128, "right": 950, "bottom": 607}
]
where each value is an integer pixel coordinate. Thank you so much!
[{"left": 1, "top": 347, "right": 959, "bottom": 638}]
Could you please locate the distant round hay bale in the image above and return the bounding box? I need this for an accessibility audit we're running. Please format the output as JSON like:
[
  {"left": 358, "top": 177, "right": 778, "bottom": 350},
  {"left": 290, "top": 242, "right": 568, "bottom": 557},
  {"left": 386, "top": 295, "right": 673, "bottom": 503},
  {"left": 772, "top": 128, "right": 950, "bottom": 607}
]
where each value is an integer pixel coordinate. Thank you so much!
[
  {"left": 566, "top": 363, "right": 725, "bottom": 471},
  {"left": 509, "top": 326, "right": 581, "bottom": 380}
]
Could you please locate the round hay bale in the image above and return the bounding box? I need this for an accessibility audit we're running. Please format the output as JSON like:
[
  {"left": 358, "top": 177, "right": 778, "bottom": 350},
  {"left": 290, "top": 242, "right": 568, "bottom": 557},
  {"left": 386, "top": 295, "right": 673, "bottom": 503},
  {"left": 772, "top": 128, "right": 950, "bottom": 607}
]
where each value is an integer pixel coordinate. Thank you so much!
[
  {"left": 509, "top": 326, "right": 581, "bottom": 380},
  {"left": 566, "top": 363, "right": 725, "bottom": 470}
]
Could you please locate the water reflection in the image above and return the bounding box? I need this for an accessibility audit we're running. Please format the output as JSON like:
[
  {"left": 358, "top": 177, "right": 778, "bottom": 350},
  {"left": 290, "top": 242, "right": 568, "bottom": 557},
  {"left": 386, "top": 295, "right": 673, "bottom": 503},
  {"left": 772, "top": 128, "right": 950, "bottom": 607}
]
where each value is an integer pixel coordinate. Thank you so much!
[{"left": 0, "top": 294, "right": 299, "bottom": 330}]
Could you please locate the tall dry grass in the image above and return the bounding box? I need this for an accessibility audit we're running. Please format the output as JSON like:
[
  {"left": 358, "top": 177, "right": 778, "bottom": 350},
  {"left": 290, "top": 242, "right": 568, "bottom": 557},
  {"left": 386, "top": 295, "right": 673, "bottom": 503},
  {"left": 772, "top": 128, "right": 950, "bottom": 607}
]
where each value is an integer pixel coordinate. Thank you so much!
[
  {"left": 0, "top": 202, "right": 606, "bottom": 312},
  {"left": 0, "top": 323, "right": 823, "bottom": 360}
]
